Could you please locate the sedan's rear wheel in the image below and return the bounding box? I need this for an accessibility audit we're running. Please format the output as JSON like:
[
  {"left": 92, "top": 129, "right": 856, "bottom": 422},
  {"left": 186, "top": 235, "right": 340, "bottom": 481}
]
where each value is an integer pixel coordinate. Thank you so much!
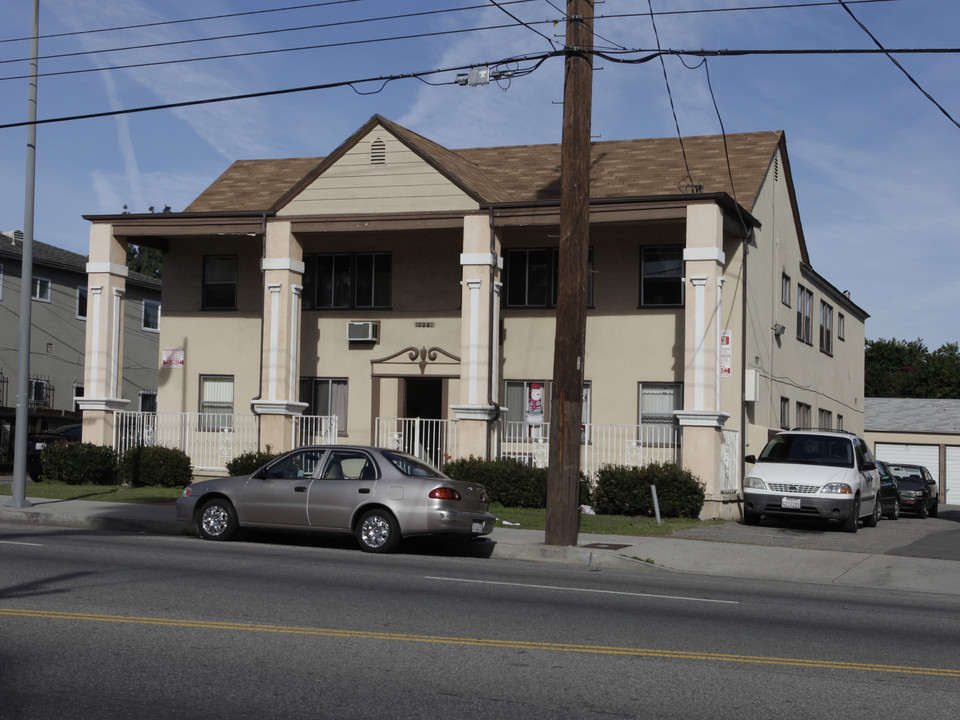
[
  {"left": 356, "top": 509, "right": 400, "bottom": 553},
  {"left": 198, "top": 498, "right": 238, "bottom": 541},
  {"left": 886, "top": 498, "right": 900, "bottom": 520}
]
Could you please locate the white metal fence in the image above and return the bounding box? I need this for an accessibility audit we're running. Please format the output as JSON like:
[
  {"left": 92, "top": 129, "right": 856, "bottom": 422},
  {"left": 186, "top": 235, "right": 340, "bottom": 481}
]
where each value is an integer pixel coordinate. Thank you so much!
[
  {"left": 293, "top": 415, "right": 339, "bottom": 447},
  {"left": 374, "top": 417, "right": 459, "bottom": 470},
  {"left": 114, "top": 411, "right": 260, "bottom": 472},
  {"left": 498, "top": 420, "right": 680, "bottom": 479}
]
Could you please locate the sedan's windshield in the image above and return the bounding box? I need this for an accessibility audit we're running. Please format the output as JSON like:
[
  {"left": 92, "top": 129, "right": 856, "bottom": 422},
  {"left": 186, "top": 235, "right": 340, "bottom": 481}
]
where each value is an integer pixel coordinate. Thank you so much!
[
  {"left": 758, "top": 435, "right": 854, "bottom": 468},
  {"left": 887, "top": 466, "right": 926, "bottom": 488}
]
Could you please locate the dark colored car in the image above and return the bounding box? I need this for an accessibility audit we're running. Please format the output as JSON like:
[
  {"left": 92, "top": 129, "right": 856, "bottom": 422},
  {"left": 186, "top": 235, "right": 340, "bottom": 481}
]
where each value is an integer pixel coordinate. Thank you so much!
[
  {"left": 26, "top": 423, "right": 82, "bottom": 480},
  {"left": 885, "top": 463, "right": 939, "bottom": 518},
  {"left": 876, "top": 460, "right": 901, "bottom": 520},
  {"left": 177, "top": 445, "right": 496, "bottom": 553}
]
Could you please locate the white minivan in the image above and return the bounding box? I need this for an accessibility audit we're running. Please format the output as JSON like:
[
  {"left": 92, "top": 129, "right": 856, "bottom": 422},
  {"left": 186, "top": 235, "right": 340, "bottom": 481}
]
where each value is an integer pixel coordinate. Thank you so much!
[{"left": 743, "top": 430, "right": 881, "bottom": 533}]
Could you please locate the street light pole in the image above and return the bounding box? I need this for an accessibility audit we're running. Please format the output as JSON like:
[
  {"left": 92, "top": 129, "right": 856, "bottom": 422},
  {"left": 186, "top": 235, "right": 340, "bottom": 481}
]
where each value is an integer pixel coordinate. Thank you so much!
[{"left": 8, "top": 0, "right": 40, "bottom": 509}]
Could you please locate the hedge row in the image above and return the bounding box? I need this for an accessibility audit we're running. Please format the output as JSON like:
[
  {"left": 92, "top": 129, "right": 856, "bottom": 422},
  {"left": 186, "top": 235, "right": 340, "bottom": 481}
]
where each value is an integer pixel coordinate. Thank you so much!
[
  {"left": 40, "top": 442, "right": 192, "bottom": 488},
  {"left": 443, "top": 457, "right": 592, "bottom": 509}
]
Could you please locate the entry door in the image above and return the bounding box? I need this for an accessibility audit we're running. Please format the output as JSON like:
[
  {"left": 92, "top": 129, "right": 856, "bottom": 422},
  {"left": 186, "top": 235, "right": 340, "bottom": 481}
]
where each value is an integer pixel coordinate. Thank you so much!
[{"left": 401, "top": 377, "right": 445, "bottom": 467}]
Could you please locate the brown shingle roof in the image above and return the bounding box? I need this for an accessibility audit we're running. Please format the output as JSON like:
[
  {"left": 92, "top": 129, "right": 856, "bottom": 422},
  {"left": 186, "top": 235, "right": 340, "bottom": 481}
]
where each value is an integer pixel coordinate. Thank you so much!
[{"left": 183, "top": 116, "right": 782, "bottom": 214}]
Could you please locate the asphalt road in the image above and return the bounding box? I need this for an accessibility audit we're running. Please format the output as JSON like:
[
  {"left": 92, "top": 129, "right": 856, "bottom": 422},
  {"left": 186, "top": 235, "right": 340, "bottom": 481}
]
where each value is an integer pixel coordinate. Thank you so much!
[{"left": 3, "top": 523, "right": 960, "bottom": 719}]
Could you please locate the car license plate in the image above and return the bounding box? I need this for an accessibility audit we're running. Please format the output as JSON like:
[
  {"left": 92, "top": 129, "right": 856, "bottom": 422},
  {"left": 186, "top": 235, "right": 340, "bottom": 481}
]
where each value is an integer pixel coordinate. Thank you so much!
[
  {"left": 472, "top": 520, "right": 484, "bottom": 533},
  {"left": 781, "top": 497, "right": 801, "bottom": 509}
]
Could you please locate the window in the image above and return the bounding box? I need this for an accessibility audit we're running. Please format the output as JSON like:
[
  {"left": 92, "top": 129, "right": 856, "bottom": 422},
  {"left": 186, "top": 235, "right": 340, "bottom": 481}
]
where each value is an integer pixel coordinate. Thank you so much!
[
  {"left": 818, "top": 408, "right": 832, "bottom": 430},
  {"left": 76, "top": 286, "right": 87, "bottom": 319},
  {"left": 639, "top": 383, "right": 681, "bottom": 444},
  {"left": 781, "top": 273, "right": 791, "bottom": 306},
  {"left": 202, "top": 256, "right": 238, "bottom": 309},
  {"left": 641, "top": 246, "right": 683, "bottom": 307},
  {"left": 199, "top": 375, "right": 234, "bottom": 429},
  {"left": 505, "top": 248, "right": 594, "bottom": 308},
  {"left": 142, "top": 299, "right": 161, "bottom": 332},
  {"left": 303, "top": 253, "right": 391, "bottom": 309},
  {"left": 504, "top": 380, "right": 548, "bottom": 439},
  {"left": 581, "top": 381, "right": 592, "bottom": 444},
  {"left": 838, "top": 312, "right": 845, "bottom": 341},
  {"left": 73, "top": 384, "right": 84, "bottom": 413},
  {"left": 33, "top": 277, "right": 51, "bottom": 302},
  {"left": 796, "top": 285, "right": 813, "bottom": 344},
  {"left": 28, "top": 377, "right": 52, "bottom": 407},
  {"left": 796, "top": 402, "right": 811, "bottom": 429},
  {"left": 819, "top": 301, "right": 833, "bottom": 355},
  {"left": 780, "top": 397, "right": 790, "bottom": 429},
  {"left": 139, "top": 391, "right": 157, "bottom": 413},
  {"left": 299, "top": 377, "right": 348, "bottom": 435},
  {"left": 837, "top": 414, "right": 844, "bottom": 431}
]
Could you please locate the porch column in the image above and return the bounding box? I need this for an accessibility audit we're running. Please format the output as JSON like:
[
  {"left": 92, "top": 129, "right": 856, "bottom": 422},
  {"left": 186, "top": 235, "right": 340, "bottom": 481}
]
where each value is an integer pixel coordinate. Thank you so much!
[
  {"left": 677, "top": 203, "right": 731, "bottom": 519},
  {"left": 78, "top": 224, "right": 130, "bottom": 447},
  {"left": 251, "top": 221, "right": 307, "bottom": 452},
  {"left": 451, "top": 214, "right": 502, "bottom": 459}
]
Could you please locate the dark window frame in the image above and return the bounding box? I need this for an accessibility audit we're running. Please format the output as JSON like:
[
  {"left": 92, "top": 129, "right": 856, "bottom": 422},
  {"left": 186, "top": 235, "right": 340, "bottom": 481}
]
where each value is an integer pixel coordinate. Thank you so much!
[
  {"left": 201, "top": 255, "right": 238, "bottom": 310},
  {"left": 303, "top": 252, "right": 392, "bottom": 310},
  {"left": 640, "top": 246, "right": 684, "bottom": 308}
]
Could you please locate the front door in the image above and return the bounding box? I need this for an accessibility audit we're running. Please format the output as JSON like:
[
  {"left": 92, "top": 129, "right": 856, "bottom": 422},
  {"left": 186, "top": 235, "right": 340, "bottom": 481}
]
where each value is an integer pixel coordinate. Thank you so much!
[{"left": 401, "top": 377, "right": 445, "bottom": 468}]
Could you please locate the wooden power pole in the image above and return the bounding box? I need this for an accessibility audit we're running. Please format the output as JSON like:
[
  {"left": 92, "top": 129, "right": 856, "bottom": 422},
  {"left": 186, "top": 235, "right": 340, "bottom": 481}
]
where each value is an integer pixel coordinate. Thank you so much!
[{"left": 545, "top": 0, "right": 594, "bottom": 546}]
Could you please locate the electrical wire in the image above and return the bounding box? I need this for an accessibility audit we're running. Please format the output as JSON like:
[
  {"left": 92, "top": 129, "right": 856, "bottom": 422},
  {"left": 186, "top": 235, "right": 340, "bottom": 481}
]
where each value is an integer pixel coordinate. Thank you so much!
[
  {"left": 836, "top": 0, "right": 960, "bottom": 129},
  {"left": 488, "top": 0, "right": 558, "bottom": 50}
]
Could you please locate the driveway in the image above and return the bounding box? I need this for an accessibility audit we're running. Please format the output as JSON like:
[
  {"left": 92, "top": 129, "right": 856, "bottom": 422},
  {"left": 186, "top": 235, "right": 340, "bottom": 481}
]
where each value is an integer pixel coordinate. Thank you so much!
[{"left": 672, "top": 506, "right": 960, "bottom": 561}]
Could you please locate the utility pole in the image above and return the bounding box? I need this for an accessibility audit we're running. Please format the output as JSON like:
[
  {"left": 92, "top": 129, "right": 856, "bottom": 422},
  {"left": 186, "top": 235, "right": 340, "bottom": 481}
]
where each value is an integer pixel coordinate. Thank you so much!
[
  {"left": 545, "top": 0, "right": 593, "bottom": 546},
  {"left": 7, "top": 0, "right": 39, "bottom": 509}
]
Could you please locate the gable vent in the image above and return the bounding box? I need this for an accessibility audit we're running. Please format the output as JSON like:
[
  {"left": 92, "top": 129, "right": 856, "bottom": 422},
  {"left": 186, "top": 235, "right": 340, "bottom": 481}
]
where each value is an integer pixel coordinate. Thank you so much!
[
  {"left": 371, "top": 138, "right": 386, "bottom": 165},
  {"left": 774, "top": 156, "right": 780, "bottom": 182}
]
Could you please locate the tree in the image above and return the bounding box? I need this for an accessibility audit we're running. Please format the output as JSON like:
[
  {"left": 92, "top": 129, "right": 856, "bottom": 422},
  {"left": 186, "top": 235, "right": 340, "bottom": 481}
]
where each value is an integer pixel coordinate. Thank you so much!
[{"left": 865, "top": 338, "right": 960, "bottom": 399}]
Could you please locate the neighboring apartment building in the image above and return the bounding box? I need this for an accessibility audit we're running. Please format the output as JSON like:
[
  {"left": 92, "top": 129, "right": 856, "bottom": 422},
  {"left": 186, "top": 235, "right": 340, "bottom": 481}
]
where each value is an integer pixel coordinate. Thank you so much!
[
  {"left": 79, "top": 115, "right": 868, "bottom": 518},
  {"left": 0, "top": 232, "right": 161, "bottom": 467}
]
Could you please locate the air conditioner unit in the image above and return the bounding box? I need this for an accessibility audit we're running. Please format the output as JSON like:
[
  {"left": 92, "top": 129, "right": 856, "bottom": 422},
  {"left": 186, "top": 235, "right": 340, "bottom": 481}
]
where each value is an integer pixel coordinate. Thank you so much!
[{"left": 346, "top": 321, "right": 378, "bottom": 342}]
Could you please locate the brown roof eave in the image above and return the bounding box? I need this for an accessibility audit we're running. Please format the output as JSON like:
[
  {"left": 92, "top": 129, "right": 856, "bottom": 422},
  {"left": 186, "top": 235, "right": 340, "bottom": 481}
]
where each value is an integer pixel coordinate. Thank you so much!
[
  {"left": 83, "top": 210, "right": 275, "bottom": 222},
  {"left": 481, "top": 192, "right": 760, "bottom": 229}
]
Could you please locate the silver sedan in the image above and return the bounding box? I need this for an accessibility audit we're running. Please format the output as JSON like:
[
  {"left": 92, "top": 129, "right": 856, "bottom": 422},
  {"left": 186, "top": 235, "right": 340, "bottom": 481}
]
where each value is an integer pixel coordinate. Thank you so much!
[{"left": 176, "top": 446, "right": 495, "bottom": 553}]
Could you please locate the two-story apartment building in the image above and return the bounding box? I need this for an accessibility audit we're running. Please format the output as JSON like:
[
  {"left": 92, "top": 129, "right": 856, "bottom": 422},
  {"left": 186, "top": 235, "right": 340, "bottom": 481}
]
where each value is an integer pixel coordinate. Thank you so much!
[
  {"left": 0, "top": 233, "right": 161, "bottom": 468},
  {"left": 79, "top": 115, "right": 868, "bottom": 518}
]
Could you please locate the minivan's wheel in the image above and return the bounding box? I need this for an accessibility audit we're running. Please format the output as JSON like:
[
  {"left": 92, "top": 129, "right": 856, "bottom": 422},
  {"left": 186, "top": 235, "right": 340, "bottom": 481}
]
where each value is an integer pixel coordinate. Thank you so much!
[
  {"left": 886, "top": 498, "right": 900, "bottom": 520},
  {"left": 198, "top": 498, "right": 238, "bottom": 541},
  {"left": 842, "top": 496, "right": 860, "bottom": 533},
  {"left": 743, "top": 511, "right": 761, "bottom": 526},
  {"left": 918, "top": 501, "right": 928, "bottom": 520},
  {"left": 864, "top": 496, "right": 881, "bottom": 528},
  {"left": 355, "top": 509, "right": 400, "bottom": 553}
]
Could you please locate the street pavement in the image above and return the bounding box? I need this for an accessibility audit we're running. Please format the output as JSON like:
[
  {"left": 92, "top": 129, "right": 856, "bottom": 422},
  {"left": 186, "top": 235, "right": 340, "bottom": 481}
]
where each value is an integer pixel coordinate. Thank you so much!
[{"left": 3, "top": 475, "right": 960, "bottom": 596}]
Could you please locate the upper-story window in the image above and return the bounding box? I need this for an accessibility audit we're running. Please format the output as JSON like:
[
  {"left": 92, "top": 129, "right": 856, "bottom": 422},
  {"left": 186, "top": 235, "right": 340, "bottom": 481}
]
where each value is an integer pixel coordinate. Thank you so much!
[
  {"left": 781, "top": 273, "right": 791, "bottom": 306},
  {"left": 143, "top": 299, "right": 161, "bottom": 332},
  {"left": 302, "top": 253, "right": 392, "bottom": 310},
  {"left": 504, "top": 248, "right": 594, "bottom": 308},
  {"left": 838, "top": 312, "right": 845, "bottom": 341},
  {"left": 202, "top": 256, "right": 238, "bottom": 310},
  {"left": 33, "top": 277, "right": 51, "bottom": 302},
  {"left": 76, "top": 286, "right": 87, "bottom": 319},
  {"left": 640, "top": 246, "right": 683, "bottom": 307},
  {"left": 796, "top": 284, "right": 813, "bottom": 344},
  {"left": 819, "top": 300, "right": 833, "bottom": 355}
]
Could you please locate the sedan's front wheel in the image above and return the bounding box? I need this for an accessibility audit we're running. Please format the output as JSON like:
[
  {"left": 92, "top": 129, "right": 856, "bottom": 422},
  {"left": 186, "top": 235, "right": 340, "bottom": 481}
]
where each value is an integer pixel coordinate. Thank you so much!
[
  {"left": 198, "top": 498, "right": 238, "bottom": 541},
  {"left": 886, "top": 498, "right": 900, "bottom": 520},
  {"left": 355, "top": 509, "right": 401, "bottom": 553}
]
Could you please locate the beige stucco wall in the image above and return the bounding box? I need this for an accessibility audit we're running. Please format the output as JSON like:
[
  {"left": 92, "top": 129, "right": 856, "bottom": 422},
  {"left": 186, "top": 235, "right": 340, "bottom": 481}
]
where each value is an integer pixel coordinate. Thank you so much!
[
  {"left": 278, "top": 127, "right": 480, "bottom": 216},
  {"left": 742, "top": 148, "right": 867, "bottom": 458}
]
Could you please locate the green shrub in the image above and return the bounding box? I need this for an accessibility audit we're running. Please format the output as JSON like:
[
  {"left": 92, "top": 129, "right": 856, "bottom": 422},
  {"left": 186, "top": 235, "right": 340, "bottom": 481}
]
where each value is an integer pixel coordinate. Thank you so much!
[
  {"left": 225, "top": 449, "right": 281, "bottom": 476},
  {"left": 118, "top": 445, "right": 193, "bottom": 488},
  {"left": 42, "top": 442, "right": 118, "bottom": 485},
  {"left": 593, "top": 463, "right": 705, "bottom": 518},
  {"left": 443, "top": 457, "right": 591, "bottom": 508}
]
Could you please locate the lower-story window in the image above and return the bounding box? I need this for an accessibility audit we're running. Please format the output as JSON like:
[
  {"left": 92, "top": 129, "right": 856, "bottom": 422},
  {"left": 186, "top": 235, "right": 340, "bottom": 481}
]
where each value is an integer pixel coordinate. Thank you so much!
[
  {"left": 299, "top": 377, "right": 348, "bottom": 435},
  {"left": 795, "top": 402, "right": 812, "bottom": 429},
  {"left": 199, "top": 375, "right": 234, "bottom": 430},
  {"left": 638, "top": 383, "right": 681, "bottom": 445}
]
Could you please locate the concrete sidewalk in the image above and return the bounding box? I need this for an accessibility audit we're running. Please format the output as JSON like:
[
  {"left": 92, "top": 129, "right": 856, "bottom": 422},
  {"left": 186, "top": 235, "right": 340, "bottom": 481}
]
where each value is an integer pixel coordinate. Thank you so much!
[{"left": 3, "top": 490, "right": 960, "bottom": 597}]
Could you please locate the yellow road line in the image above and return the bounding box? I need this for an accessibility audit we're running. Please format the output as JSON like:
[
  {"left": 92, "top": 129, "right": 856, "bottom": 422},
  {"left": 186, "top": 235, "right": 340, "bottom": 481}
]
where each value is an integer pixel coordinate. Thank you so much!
[{"left": 3, "top": 607, "right": 958, "bottom": 678}]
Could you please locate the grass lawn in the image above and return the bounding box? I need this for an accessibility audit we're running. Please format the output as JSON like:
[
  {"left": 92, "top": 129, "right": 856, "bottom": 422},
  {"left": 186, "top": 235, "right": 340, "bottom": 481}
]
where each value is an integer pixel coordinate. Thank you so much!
[{"left": 0, "top": 482, "right": 727, "bottom": 536}]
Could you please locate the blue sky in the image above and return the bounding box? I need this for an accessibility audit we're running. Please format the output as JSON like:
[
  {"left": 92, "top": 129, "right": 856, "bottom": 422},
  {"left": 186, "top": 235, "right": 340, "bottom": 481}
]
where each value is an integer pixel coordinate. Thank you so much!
[{"left": 1, "top": 0, "right": 957, "bottom": 348}]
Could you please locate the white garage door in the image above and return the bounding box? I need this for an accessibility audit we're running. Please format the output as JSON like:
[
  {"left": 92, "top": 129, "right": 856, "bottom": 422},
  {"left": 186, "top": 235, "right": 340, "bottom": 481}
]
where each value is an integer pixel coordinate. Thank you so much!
[
  {"left": 875, "top": 443, "right": 941, "bottom": 485},
  {"left": 946, "top": 446, "right": 960, "bottom": 505}
]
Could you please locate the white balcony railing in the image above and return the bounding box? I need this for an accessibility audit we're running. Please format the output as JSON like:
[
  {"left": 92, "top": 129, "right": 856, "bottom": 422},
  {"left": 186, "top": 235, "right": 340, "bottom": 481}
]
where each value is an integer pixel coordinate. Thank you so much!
[{"left": 374, "top": 417, "right": 459, "bottom": 470}]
